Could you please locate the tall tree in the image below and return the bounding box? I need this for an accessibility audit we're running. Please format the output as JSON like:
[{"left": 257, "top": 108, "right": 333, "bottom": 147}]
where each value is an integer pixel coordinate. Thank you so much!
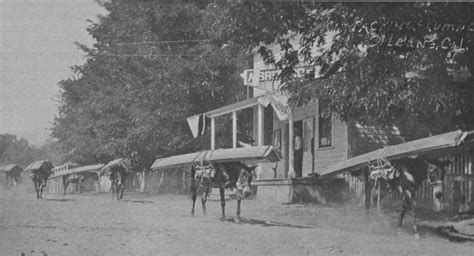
[
  {"left": 218, "top": 1, "right": 474, "bottom": 139},
  {"left": 0, "top": 134, "right": 65, "bottom": 167},
  {"left": 52, "top": 1, "right": 248, "bottom": 168}
]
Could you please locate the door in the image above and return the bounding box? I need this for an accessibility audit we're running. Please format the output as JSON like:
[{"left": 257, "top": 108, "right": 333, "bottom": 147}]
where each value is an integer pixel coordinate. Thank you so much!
[{"left": 302, "top": 117, "right": 315, "bottom": 177}]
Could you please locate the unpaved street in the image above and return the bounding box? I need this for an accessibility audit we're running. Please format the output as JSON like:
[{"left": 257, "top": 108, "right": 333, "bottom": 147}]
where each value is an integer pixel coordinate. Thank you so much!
[{"left": 1, "top": 187, "right": 473, "bottom": 256}]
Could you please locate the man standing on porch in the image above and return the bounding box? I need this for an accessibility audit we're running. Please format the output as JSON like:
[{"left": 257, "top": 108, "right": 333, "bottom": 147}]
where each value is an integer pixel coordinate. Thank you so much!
[{"left": 294, "top": 127, "right": 303, "bottom": 177}]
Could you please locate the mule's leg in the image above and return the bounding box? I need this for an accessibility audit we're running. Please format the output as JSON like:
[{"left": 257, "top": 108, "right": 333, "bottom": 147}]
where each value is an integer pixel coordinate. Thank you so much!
[
  {"left": 399, "top": 195, "right": 408, "bottom": 227},
  {"left": 79, "top": 181, "right": 83, "bottom": 194},
  {"left": 219, "top": 187, "right": 226, "bottom": 220},
  {"left": 117, "top": 183, "right": 122, "bottom": 200},
  {"left": 236, "top": 196, "right": 242, "bottom": 223},
  {"left": 34, "top": 181, "right": 39, "bottom": 199},
  {"left": 111, "top": 180, "right": 116, "bottom": 199},
  {"left": 191, "top": 184, "right": 197, "bottom": 216},
  {"left": 399, "top": 190, "right": 413, "bottom": 227},
  {"left": 63, "top": 181, "right": 69, "bottom": 196},
  {"left": 405, "top": 192, "right": 419, "bottom": 238},
  {"left": 201, "top": 187, "right": 209, "bottom": 216},
  {"left": 39, "top": 183, "right": 44, "bottom": 199},
  {"left": 118, "top": 183, "right": 125, "bottom": 200},
  {"left": 411, "top": 197, "right": 419, "bottom": 238}
]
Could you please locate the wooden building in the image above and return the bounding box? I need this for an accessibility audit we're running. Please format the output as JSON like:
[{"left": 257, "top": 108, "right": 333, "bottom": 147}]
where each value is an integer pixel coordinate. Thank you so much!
[
  {"left": 175, "top": 41, "right": 405, "bottom": 203},
  {"left": 321, "top": 130, "right": 474, "bottom": 213},
  {"left": 47, "top": 163, "right": 102, "bottom": 194}
]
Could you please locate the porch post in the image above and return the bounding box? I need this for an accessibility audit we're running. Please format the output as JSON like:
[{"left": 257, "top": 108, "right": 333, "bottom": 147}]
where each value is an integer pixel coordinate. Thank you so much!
[
  {"left": 232, "top": 111, "right": 237, "bottom": 148},
  {"left": 211, "top": 117, "right": 215, "bottom": 150},
  {"left": 288, "top": 114, "right": 295, "bottom": 178},
  {"left": 257, "top": 104, "right": 264, "bottom": 146}
]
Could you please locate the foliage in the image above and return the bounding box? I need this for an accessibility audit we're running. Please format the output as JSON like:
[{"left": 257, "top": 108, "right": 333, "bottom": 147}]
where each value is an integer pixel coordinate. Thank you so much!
[
  {"left": 52, "top": 0, "right": 248, "bottom": 169},
  {"left": 220, "top": 1, "right": 474, "bottom": 138},
  {"left": 0, "top": 134, "right": 65, "bottom": 167}
]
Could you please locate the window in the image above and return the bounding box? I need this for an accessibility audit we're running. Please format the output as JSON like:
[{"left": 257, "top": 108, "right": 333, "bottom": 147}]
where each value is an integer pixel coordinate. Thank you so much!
[{"left": 318, "top": 99, "right": 332, "bottom": 148}]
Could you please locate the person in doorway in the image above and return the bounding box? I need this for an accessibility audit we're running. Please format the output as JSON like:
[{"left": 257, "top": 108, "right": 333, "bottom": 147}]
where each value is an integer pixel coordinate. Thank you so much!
[{"left": 293, "top": 127, "right": 303, "bottom": 177}]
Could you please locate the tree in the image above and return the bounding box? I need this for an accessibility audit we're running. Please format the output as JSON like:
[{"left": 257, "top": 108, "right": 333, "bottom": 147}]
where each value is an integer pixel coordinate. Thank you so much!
[
  {"left": 0, "top": 134, "right": 65, "bottom": 167},
  {"left": 52, "top": 0, "right": 249, "bottom": 168},
  {"left": 218, "top": 1, "right": 474, "bottom": 139}
]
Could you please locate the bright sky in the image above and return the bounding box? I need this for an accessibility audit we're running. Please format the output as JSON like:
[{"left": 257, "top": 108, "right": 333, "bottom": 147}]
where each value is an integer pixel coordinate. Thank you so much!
[{"left": 0, "top": 0, "right": 107, "bottom": 145}]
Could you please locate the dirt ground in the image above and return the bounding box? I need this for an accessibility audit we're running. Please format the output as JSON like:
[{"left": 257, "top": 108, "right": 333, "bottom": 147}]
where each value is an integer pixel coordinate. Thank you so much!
[{"left": 1, "top": 185, "right": 473, "bottom": 256}]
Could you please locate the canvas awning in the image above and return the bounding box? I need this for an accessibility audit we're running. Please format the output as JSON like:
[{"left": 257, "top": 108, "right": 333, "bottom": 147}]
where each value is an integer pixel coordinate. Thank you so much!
[
  {"left": 151, "top": 146, "right": 281, "bottom": 171},
  {"left": 24, "top": 160, "right": 54, "bottom": 173},
  {"left": 0, "top": 164, "right": 23, "bottom": 173},
  {"left": 320, "top": 130, "right": 473, "bottom": 178},
  {"left": 50, "top": 164, "right": 104, "bottom": 178}
]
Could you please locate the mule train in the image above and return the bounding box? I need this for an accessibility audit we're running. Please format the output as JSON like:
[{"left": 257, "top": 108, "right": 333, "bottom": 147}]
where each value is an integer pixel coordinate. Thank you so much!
[
  {"left": 99, "top": 158, "right": 132, "bottom": 200},
  {"left": 190, "top": 161, "right": 257, "bottom": 222},
  {"left": 24, "top": 160, "right": 54, "bottom": 199},
  {"left": 1, "top": 164, "right": 23, "bottom": 188},
  {"left": 354, "top": 156, "right": 450, "bottom": 237}
]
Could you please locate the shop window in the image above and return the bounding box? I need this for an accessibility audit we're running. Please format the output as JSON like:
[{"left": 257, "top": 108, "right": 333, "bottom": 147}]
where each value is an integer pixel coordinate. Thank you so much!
[{"left": 318, "top": 99, "right": 332, "bottom": 148}]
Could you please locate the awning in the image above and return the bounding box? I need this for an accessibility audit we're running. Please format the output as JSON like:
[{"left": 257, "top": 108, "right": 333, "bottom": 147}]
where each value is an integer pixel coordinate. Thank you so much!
[
  {"left": 24, "top": 160, "right": 54, "bottom": 173},
  {"left": 0, "top": 164, "right": 23, "bottom": 173},
  {"left": 320, "top": 130, "right": 473, "bottom": 178},
  {"left": 50, "top": 164, "right": 104, "bottom": 178},
  {"left": 151, "top": 145, "right": 281, "bottom": 171}
]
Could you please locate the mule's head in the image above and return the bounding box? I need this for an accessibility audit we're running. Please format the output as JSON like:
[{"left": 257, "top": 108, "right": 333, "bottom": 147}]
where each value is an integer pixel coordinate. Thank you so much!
[
  {"left": 237, "top": 165, "right": 257, "bottom": 198},
  {"left": 425, "top": 159, "right": 451, "bottom": 211}
]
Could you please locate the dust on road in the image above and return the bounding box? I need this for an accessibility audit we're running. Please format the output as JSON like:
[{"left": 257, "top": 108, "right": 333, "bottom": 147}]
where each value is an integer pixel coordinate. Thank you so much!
[{"left": 1, "top": 187, "right": 473, "bottom": 256}]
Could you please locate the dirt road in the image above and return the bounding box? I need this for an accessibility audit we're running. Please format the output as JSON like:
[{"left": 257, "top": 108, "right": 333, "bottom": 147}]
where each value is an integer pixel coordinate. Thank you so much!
[{"left": 1, "top": 187, "right": 473, "bottom": 256}]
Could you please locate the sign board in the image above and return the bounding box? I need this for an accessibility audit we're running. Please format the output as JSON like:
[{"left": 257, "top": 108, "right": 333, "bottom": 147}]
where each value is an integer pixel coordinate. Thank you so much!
[{"left": 240, "top": 66, "right": 319, "bottom": 87}]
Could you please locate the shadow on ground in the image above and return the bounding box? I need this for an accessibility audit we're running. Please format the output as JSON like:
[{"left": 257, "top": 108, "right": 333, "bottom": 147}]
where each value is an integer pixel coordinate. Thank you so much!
[
  {"left": 122, "top": 199, "right": 154, "bottom": 204},
  {"left": 45, "top": 198, "right": 76, "bottom": 202},
  {"left": 223, "top": 217, "right": 311, "bottom": 229}
]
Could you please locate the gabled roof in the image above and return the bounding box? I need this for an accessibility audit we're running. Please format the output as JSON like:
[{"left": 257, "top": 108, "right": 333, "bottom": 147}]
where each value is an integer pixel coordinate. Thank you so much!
[
  {"left": 151, "top": 146, "right": 281, "bottom": 171},
  {"left": 320, "top": 130, "right": 472, "bottom": 178}
]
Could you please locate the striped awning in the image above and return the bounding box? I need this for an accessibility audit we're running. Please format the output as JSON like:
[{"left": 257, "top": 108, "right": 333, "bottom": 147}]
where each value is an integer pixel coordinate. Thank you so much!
[
  {"left": 320, "top": 130, "right": 472, "bottom": 178},
  {"left": 151, "top": 146, "right": 281, "bottom": 171}
]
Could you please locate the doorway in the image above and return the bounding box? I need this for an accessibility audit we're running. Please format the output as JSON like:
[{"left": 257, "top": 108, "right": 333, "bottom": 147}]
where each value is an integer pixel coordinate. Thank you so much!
[{"left": 293, "top": 121, "right": 303, "bottom": 178}]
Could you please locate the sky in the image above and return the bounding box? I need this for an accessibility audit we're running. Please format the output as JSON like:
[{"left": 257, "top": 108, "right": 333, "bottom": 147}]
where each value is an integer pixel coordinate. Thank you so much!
[{"left": 0, "top": 0, "right": 107, "bottom": 145}]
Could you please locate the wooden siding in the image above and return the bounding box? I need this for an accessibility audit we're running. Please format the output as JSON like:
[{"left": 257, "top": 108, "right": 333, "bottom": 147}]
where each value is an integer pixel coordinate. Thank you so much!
[{"left": 314, "top": 117, "right": 349, "bottom": 174}]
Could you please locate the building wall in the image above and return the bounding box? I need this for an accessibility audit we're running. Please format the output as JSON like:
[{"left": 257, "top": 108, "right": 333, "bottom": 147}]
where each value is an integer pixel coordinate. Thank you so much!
[{"left": 313, "top": 107, "right": 349, "bottom": 174}]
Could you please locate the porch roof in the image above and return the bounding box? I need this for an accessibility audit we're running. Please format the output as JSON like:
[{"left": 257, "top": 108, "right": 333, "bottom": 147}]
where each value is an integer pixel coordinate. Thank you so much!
[
  {"left": 151, "top": 146, "right": 281, "bottom": 170},
  {"left": 320, "top": 130, "right": 473, "bottom": 178},
  {"left": 203, "top": 96, "right": 260, "bottom": 118}
]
